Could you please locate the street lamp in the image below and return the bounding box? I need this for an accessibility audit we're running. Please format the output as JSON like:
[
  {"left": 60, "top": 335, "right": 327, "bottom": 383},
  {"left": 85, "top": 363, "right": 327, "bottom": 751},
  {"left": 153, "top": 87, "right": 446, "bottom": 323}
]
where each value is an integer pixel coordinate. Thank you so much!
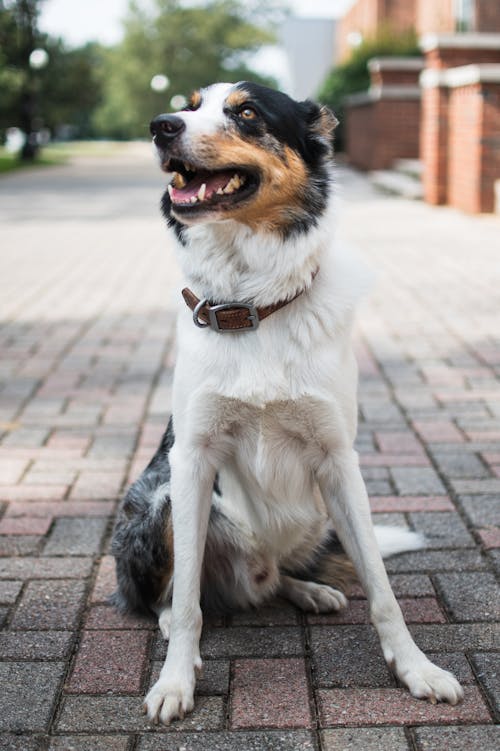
[{"left": 20, "top": 46, "right": 49, "bottom": 160}]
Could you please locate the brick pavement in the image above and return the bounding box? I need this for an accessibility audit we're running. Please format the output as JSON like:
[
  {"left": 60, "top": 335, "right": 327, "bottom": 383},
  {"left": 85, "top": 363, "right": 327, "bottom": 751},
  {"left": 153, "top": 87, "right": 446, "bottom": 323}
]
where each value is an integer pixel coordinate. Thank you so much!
[{"left": 0, "top": 148, "right": 499, "bottom": 750}]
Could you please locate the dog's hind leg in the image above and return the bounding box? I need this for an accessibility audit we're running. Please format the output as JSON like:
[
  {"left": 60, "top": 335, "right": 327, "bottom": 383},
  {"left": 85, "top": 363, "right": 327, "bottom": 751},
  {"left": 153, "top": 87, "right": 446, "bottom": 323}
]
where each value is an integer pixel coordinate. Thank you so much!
[{"left": 318, "top": 448, "right": 463, "bottom": 705}]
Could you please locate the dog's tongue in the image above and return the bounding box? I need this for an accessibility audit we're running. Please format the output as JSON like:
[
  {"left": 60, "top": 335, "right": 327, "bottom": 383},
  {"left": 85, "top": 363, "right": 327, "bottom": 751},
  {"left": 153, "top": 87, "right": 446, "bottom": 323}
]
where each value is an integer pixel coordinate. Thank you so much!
[{"left": 170, "top": 170, "right": 233, "bottom": 202}]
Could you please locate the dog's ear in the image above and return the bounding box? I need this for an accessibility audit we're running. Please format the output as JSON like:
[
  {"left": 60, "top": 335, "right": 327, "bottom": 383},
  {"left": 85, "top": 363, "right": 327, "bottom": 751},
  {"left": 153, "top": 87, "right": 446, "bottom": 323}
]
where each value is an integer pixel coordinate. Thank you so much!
[{"left": 301, "top": 100, "right": 338, "bottom": 164}]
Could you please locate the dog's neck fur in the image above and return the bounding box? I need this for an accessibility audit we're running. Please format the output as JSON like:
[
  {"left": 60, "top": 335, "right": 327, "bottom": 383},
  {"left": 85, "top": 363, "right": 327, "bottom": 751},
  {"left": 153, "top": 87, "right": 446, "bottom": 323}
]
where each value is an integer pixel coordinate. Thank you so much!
[{"left": 172, "top": 191, "right": 336, "bottom": 309}]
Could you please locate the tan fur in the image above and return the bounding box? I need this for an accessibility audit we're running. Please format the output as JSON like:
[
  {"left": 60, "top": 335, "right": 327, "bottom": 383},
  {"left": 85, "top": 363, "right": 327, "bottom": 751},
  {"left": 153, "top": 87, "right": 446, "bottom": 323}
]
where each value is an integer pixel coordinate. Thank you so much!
[
  {"left": 189, "top": 90, "right": 202, "bottom": 110},
  {"left": 192, "top": 134, "right": 308, "bottom": 232},
  {"left": 316, "top": 553, "right": 358, "bottom": 594}
]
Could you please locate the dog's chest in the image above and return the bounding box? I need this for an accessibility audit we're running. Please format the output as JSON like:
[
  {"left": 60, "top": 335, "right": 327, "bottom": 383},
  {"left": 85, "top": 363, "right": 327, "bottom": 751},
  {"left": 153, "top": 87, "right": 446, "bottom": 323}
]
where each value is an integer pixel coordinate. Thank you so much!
[{"left": 211, "top": 395, "right": 342, "bottom": 552}]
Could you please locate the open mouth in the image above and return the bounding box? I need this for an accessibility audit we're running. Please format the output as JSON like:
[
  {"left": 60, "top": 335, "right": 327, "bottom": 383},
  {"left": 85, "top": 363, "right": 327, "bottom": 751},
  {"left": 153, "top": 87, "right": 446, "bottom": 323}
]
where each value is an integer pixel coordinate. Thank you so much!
[{"left": 164, "top": 158, "right": 259, "bottom": 213}]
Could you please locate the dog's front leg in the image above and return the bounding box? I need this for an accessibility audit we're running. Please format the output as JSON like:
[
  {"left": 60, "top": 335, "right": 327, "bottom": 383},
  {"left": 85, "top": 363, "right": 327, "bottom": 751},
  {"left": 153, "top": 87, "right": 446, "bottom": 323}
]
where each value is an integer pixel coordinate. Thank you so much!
[
  {"left": 318, "top": 449, "right": 463, "bottom": 705},
  {"left": 144, "top": 442, "right": 215, "bottom": 724}
]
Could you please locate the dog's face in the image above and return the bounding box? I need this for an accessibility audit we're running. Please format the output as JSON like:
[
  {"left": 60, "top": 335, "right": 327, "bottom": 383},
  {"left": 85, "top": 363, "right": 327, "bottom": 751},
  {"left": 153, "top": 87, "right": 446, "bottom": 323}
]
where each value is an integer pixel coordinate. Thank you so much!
[{"left": 150, "top": 82, "right": 337, "bottom": 237}]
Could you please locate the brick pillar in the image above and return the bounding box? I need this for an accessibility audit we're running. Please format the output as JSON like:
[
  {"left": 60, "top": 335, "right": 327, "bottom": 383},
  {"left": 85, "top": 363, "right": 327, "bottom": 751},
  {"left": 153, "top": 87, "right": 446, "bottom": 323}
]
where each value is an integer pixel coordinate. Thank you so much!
[
  {"left": 447, "top": 66, "right": 500, "bottom": 213},
  {"left": 344, "top": 57, "right": 423, "bottom": 171},
  {"left": 420, "top": 33, "right": 500, "bottom": 206}
]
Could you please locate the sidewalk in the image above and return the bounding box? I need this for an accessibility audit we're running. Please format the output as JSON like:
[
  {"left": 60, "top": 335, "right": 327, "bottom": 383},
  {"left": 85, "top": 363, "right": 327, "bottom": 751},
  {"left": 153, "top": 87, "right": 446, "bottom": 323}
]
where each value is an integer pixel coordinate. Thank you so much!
[{"left": 0, "top": 147, "right": 499, "bottom": 750}]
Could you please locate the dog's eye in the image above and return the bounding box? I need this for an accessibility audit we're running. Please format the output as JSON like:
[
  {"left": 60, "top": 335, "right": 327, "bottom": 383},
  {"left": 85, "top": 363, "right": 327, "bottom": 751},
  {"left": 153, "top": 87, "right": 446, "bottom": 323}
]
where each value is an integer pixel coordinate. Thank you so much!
[{"left": 239, "top": 106, "right": 258, "bottom": 121}]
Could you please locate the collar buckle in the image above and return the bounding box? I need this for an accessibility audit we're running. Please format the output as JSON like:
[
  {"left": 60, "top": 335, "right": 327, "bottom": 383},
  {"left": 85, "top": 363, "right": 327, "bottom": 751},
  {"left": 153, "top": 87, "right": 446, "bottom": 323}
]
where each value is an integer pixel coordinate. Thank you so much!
[{"left": 208, "top": 302, "right": 259, "bottom": 333}]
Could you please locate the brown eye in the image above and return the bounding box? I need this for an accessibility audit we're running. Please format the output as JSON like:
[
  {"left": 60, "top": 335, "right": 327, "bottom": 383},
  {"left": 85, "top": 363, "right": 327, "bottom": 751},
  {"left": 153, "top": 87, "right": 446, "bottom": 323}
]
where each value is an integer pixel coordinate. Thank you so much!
[{"left": 240, "top": 107, "right": 257, "bottom": 121}]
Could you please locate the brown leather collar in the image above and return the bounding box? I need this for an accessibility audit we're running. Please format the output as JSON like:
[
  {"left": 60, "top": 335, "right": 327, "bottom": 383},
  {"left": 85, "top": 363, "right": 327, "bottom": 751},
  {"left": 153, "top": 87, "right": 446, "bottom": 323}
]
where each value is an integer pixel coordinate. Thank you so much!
[{"left": 182, "top": 270, "right": 318, "bottom": 333}]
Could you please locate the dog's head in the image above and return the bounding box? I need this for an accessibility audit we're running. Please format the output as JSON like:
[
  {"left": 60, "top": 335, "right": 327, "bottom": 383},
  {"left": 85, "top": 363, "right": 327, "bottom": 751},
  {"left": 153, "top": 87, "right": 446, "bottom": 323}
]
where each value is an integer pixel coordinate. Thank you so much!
[{"left": 150, "top": 82, "right": 337, "bottom": 238}]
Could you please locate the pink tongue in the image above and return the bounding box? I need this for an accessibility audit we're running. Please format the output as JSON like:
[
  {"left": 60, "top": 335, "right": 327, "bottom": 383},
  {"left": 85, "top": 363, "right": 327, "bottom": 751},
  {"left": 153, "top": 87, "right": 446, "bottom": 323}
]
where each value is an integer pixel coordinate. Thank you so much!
[{"left": 171, "top": 170, "right": 233, "bottom": 202}]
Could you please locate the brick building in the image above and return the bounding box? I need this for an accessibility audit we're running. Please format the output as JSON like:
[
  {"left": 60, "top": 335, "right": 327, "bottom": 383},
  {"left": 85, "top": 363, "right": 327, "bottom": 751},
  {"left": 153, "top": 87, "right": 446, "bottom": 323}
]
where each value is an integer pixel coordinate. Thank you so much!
[{"left": 340, "top": 0, "right": 500, "bottom": 214}]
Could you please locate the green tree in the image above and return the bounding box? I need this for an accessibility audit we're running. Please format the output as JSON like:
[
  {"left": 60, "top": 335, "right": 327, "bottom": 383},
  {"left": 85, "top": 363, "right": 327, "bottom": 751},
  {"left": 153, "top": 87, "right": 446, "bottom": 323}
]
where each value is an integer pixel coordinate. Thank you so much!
[
  {"left": 318, "top": 26, "right": 420, "bottom": 151},
  {"left": 93, "top": 0, "right": 282, "bottom": 140}
]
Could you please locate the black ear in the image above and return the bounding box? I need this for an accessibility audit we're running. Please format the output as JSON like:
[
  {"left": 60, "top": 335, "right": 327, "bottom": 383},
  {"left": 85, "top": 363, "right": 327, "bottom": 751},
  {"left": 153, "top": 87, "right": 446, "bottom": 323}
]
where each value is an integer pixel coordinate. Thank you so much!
[{"left": 301, "top": 100, "right": 338, "bottom": 165}]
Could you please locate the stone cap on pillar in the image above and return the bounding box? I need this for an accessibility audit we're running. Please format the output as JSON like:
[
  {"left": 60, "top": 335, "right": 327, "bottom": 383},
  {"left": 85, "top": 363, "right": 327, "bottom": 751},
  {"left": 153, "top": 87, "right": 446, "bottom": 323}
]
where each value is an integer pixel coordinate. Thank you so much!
[
  {"left": 420, "top": 33, "right": 500, "bottom": 52},
  {"left": 421, "top": 63, "right": 500, "bottom": 88}
]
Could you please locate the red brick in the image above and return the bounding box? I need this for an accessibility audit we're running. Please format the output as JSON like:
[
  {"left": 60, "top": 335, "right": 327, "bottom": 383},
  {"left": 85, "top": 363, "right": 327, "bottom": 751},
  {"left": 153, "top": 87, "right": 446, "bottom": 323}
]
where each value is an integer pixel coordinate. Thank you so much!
[
  {"left": 375, "top": 432, "right": 424, "bottom": 455},
  {"left": 85, "top": 605, "right": 156, "bottom": 630},
  {"left": 69, "top": 472, "right": 124, "bottom": 500},
  {"left": 231, "top": 658, "right": 312, "bottom": 729},
  {"left": 0, "top": 485, "right": 68, "bottom": 502},
  {"left": 412, "top": 421, "right": 465, "bottom": 444},
  {"left": 477, "top": 527, "right": 500, "bottom": 550},
  {"left": 5, "top": 501, "right": 115, "bottom": 518},
  {"left": 370, "top": 496, "right": 454, "bottom": 512},
  {"left": 66, "top": 629, "right": 150, "bottom": 694},
  {"left": 0, "top": 517, "right": 53, "bottom": 535},
  {"left": 91, "top": 555, "right": 117, "bottom": 603},
  {"left": 317, "top": 686, "right": 491, "bottom": 727},
  {"left": 361, "top": 454, "right": 430, "bottom": 467}
]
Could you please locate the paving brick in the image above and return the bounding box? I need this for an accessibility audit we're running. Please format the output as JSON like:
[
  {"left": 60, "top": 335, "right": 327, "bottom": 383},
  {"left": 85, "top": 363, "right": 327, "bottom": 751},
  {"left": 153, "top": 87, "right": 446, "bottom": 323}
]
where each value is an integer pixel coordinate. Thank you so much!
[
  {"left": 85, "top": 604, "right": 156, "bottom": 630},
  {"left": 0, "top": 535, "right": 40, "bottom": 556},
  {"left": 137, "top": 731, "right": 316, "bottom": 751},
  {"left": 408, "top": 512, "right": 475, "bottom": 549},
  {"left": 434, "top": 573, "right": 500, "bottom": 622},
  {"left": 308, "top": 597, "right": 445, "bottom": 626},
  {"left": 0, "top": 736, "right": 40, "bottom": 751},
  {"left": 430, "top": 450, "right": 489, "bottom": 479},
  {"left": 11, "top": 579, "right": 87, "bottom": 630},
  {"left": 231, "top": 602, "right": 299, "bottom": 626},
  {"left": 0, "top": 580, "right": 23, "bottom": 603},
  {"left": 49, "top": 738, "right": 130, "bottom": 751},
  {"left": 388, "top": 575, "right": 435, "bottom": 598},
  {"left": 5, "top": 501, "right": 115, "bottom": 518},
  {"left": 391, "top": 468, "right": 446, "bottom": 496},
  {"left": 413, "top": 725, "right": 500, "bottom": 751},
  {"left": 230, "top": 658, "right": 312, "bottom": 729},
  {"left": 172, "top": 626, "right": 305, "bottom": 660},
  {"left": 471, "top": 653, "right": 500, "bottom": 717},
  {"left": 310, "top": 626, "right": 394, "bottom": 688},
  {"left": 0, "top": 459, "right": 29, "bottom": 484},
  {"left": 150, "top": 659, "right": 230, "bottom": 695},
  {"left": 321, "top": 728, "right": 410, "bottom": 750},
  {"left": 0, "top": 557, "right": 92, "bottom": 579},
  {"left": 412, "top": 420, "right": 465, "bottom": 443},
  {"left": 43, "top": 517, "right": 108, "bottom": 556},
  {"left": 0, "top": 485, "right": 68, "bottom": 501},
  {"left": 384, "top": 550, "right": 486, "bottom": 574},
  {"left": 0, "top": 516, "right": 53, "bottom": 536},
  {"left": 0, "top": 630, "right": 74, "bottom": 659},
  {"left": 370, "top": 496, "right": 454, "bottom": 512},
  {"left": 70, "top": 472, "right": 124, "bottom": 500},
  {"left": 317, "top": 686, "right": 491, "bottom": 727},
  {"left": 477, "top": 526, "right": 500, "bottom": 549},
  {"left": 56, "top": 695, "right": 225, "bottom": 732},
  {"left": 0, "top": 661, "right": 65, "bottom": 732},
  {"left": 410, "top": 623, "right": 500, "bottom": 651},
  {"left": 458, "top": 495, "right": 500, "bottom": 527},
  {"left": 90, "top": 554, "right": 116, "bottom": 603},
  {"left": 66, "top": 629, "right": 150, "bottom": 694}
]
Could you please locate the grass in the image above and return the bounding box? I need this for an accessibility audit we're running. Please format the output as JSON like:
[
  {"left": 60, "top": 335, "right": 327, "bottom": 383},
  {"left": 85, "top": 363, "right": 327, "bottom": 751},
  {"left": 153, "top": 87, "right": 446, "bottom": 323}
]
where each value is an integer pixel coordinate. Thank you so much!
[{"left": 0, "top": 140, "right": 132, "bottom": 175}]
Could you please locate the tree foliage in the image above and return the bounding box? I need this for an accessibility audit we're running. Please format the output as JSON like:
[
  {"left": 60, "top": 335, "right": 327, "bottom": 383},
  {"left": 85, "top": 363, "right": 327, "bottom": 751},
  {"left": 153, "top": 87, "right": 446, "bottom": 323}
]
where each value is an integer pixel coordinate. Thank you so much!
[
  {"left": 318, "top": 26, "right": 420, "bottom": 150},
  {"left": 93, "top": 0, "right": 282, "bottom": 140}
]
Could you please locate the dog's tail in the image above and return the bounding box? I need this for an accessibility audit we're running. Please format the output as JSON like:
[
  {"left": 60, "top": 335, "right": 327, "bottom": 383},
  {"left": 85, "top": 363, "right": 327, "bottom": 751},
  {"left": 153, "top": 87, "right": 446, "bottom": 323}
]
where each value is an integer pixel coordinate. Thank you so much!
[{"left": 374, "top": 524, "right": 425, "bottom": 558}]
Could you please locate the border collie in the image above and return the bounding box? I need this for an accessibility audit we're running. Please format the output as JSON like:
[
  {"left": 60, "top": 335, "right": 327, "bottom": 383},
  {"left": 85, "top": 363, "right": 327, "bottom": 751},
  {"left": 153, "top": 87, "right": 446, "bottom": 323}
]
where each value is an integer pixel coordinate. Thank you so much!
[{"left": 111, "top": 82, "right": 463, "bottom": 724}]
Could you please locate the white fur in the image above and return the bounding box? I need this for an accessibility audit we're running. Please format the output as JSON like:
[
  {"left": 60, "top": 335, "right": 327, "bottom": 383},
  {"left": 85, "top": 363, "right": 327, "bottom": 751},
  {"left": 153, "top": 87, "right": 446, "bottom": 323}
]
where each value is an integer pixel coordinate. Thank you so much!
[
  {"left": 144, "top": 86, "right": 463, "bottom": 723},
  {"left": 374, "top": 525, "right": 426, "bottom": 558}
]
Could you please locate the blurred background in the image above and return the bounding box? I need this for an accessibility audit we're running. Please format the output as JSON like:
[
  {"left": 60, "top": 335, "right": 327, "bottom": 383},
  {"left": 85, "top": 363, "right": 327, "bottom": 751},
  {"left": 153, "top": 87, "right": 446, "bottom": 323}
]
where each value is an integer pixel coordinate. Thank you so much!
[{"left": 0, "top": 0, "right": 499, "bottom": 213}]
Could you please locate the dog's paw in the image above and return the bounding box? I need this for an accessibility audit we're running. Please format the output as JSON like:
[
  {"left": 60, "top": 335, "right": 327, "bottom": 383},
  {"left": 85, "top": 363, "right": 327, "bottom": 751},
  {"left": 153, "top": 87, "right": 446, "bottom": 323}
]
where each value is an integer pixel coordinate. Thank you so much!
[
  {"left": 288, "top": 580, "right": 347, "bottom": 613},
  {"left": 158, "top": 607, "right": 172, "bottom": 641},
  {"left": 144, "top": 673, "right": 196, "bottom": 725},
  {"left": 392, "top": 652, "right": 463, "bottom": 705}
]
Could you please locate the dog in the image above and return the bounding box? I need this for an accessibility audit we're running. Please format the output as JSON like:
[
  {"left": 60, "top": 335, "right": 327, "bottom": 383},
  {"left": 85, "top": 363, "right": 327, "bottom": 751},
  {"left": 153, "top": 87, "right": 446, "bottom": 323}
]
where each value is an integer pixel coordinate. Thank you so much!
[{"left": 111, "top": 81, "right": 463, "bottom": 725}]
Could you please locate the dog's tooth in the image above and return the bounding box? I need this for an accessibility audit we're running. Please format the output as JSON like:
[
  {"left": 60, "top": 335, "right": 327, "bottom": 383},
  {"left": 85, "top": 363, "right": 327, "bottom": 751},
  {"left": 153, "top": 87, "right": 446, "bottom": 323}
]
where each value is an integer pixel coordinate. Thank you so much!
[
  {"left": 224, "top": 180, "right": 235, "bottom": 194},
  {"left": 232, "top": 173, "right": 241, "bottom": 189},
  {"left": 173, "top": 172, "right": 186, "bottom": 189},
  {"left": 216, "top": 188, "right": 224, "bottom": 195},
  {"left": 167, "top": 184, "right": 173, "bottom": 197},
  {"left": 197, "top": 183, "right": 207, "bottom": 201},
  {"left": 190, "top": 195, "right": 197, "bottom": 203},
  {"left": 183, "top": 162, "right": 190, "bottom": 172}
]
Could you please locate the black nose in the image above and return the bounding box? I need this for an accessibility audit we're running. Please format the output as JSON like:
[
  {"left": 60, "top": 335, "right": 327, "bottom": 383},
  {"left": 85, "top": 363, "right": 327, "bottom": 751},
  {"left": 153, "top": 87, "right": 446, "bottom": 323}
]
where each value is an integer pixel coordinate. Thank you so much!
[{"left": 150, "top": 114, "right": 186, "bottom": 145}]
